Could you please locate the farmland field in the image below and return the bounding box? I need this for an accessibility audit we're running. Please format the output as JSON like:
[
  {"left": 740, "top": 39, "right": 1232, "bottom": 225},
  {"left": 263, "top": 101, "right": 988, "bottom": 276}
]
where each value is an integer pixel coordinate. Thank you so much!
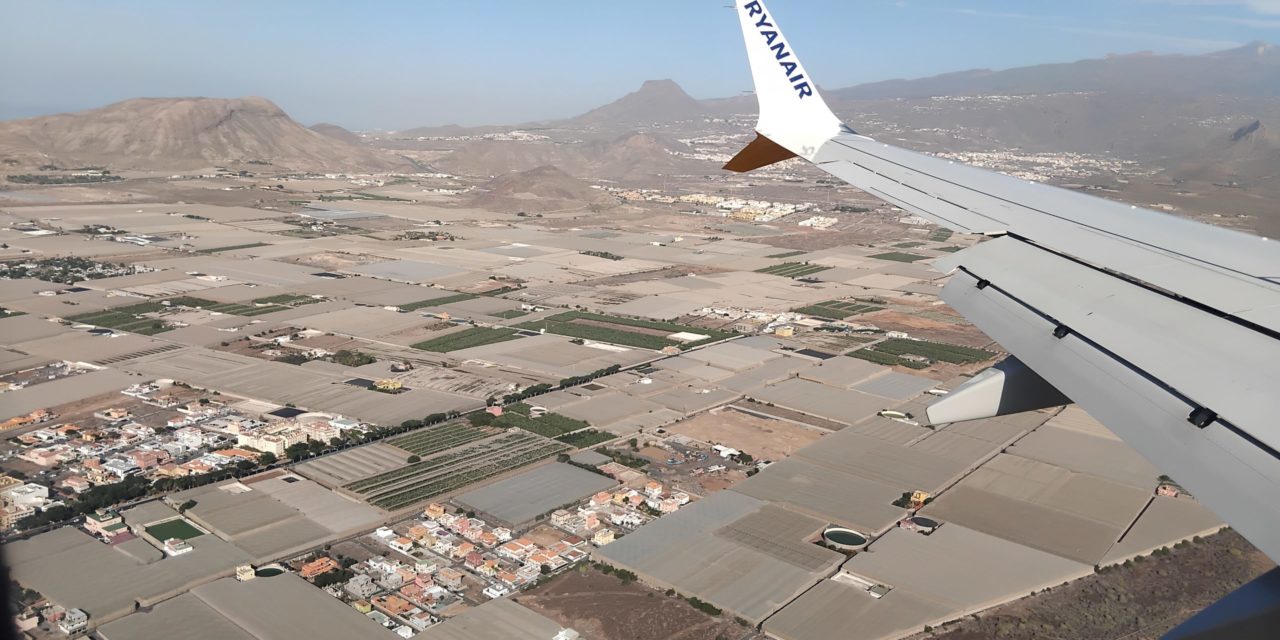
[
  {"left": 251, "top": 293, "right": 320, "bottom": 306},
  {"left": 793, "top": 299, "right": 882, "bottom": 320},
  {"left": 345, "top": 430, "right": 568, "bottom": 510},
  {"left": 67, "top": 301, "right": 170, "bottom": 335},
  {"left": 847, "top": 348, "right": 928, "bottom": 369},
  {"left": 929, "top": 228, "right": 954, "bottom": 241},
  {"left": 555, "top": 429, "right": 615, "bottom": 448},
  {"left": 491, "top": 309, "right": 528, "bottom": 319},
  {"left": 387, "top": 423, "right": 492, "bottom": 457},
  {"left": 755, "top": 262, "right": 832, "bottom": 278},
  {"left": 410, "top": 327, "right": 522, "bottom": 352},
  {"left": 516, "top": 311, "right": 733, "bottom": 350},
  {"left": 197, "top": 242, "right": 270, "bottom": 254},
  {"left": 497, "top": 403, "right": 590, "bottom": 439},
  {"left": 766, "top": 250, "right": 807, "bottom": 259},
  {"left": 401, "top": 293, "right": 478, "bottom": 311},
  {"left": 165, "top": 296, "right": 291, "bottom": 316},
  {"left": 847, "top": 349, "right": 902, "bottom": 366},
  {"left": 873, "top": 338, "right": 995, "bottom": 364},
  {"left": 868, "top": 252, "right": 928, "bottom": 263},
  {"left": 893, "top": 241, "right": 925, "bottom": 249}
]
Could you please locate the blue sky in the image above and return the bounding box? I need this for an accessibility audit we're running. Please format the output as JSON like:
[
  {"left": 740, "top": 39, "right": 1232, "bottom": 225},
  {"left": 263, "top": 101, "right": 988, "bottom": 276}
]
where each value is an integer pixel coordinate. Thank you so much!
[{"left": 2, "top": 0, "right": 1278, "bottom": 129}]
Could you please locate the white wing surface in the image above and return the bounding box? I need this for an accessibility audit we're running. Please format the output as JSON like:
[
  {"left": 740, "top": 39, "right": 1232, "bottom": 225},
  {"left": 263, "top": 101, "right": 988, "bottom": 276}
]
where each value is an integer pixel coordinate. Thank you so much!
[{"left": 726, "top": 0, "right": 1280, "bottom": 562}]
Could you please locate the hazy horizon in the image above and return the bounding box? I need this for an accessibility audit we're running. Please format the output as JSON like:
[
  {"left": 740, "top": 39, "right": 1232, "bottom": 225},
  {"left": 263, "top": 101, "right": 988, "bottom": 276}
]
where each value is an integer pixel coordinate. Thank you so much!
[{"left": 4, "top": 0, "right": 1279, "bottom": 130}]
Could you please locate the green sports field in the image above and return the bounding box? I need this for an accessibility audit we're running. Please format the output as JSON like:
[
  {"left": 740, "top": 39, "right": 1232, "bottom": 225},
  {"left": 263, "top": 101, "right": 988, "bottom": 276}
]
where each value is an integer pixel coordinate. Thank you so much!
[{"left": 145, "top": 518, "right": 204, "bottom": 541}]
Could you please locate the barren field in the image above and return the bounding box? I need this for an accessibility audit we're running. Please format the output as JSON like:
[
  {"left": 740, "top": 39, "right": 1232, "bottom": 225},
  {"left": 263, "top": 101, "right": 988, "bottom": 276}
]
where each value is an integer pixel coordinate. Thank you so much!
[
  {"left": 915, "top": 529, "right": 1273, "bottom": 640},
  {"left": 789, "top": 331, "right": 876, "bottom": 353},
  {"left": 863, "top": 309, "right": 996, "bottom": 349},
  {"left": 523, "top": 523, "right": 570, "bottom": 548},
  {"left": 284, "top": 251, "right": 384, "bottom": 270},
  {"left": 692, "top": 469, "right": 748, "bottom": 495},
  {"left": 291, "top": 333, "right": 361, "bottom": 351},
  {"left": 576, "top": 265, "right": 728, "bottom": 288},
  {"left": 750, "top": 221, "right": 915, "bottom": 251},
  {"left": 517, "top": 567, "right": 756, "bottom": 640},
  {"left": 733, "top": 400, "right": 848, "bottom": 431},
  {"left": 667, "top": 408, "right": 824, "bottom": 462}
]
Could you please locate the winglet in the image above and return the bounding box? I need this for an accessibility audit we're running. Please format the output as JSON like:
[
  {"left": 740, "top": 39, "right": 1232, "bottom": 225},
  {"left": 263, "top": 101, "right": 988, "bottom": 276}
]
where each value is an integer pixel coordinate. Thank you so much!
[
  {"left": 723, "top": 133, "right": 797, "bottom": 172},
  {"left": 725, "top": 0, "right": 845, "bottom": 172}
]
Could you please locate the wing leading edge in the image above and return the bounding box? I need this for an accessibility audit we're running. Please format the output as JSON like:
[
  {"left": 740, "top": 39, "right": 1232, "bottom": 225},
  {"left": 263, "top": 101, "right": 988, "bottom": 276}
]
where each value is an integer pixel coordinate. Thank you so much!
[{"left": 727, "top": 0, "right": 1280, "bottom": 570}]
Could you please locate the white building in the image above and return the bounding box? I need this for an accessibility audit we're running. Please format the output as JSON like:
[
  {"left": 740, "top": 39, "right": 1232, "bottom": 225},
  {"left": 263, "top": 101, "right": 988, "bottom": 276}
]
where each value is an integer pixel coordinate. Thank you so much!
[
  {"left": 4, "top": 483, "right": 51, "bottom": 509},
  {"left": 59, "top": 608, "right": 88, "bottom": 634}
]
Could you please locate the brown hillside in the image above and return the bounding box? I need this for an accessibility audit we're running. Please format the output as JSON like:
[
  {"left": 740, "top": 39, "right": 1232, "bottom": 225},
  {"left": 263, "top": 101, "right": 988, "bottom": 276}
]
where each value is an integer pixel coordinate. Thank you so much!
[
  {"left": 309, "top": 122, "right": 364, "bottom": 146},
  {"left": 1175, "top": 119, "right": 1280, "bottom": 185},
  {"left": 437, "top": 132, "right": 712, "bottom": 181},
  {"left": 0, "top": 97, "right": 413, "bottom": 172},
  {"left": 469, "top": 165, "right": 617, "bottom": 213}
]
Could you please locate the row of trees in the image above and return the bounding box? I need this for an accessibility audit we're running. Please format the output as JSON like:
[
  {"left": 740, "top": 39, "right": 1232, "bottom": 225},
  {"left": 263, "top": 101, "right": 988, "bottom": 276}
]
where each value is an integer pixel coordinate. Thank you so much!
[
  {"left": 13, "top": 458, "right": 270, "bottom": 533},
  {"left": 558, "top": 364, "right": 622, "bottom": 389},
  {"left": 495, "top": 383, "right": 554, "bottom": 406}
]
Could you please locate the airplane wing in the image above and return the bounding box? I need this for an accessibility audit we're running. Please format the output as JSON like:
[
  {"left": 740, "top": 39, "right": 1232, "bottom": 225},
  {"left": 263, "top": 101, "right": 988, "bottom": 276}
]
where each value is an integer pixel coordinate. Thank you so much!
[{"left": 726, "top": 0, "right": 1280, "bottom": 573}]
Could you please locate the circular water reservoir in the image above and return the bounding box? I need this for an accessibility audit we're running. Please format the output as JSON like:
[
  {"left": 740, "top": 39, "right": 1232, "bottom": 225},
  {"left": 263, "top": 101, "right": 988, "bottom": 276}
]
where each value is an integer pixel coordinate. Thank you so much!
[
  {"left": 822, "top": 527, "right": 867, "bottom": 550},
  {"left": 909, "top": 516, "right": 939, "bottom": 529}
]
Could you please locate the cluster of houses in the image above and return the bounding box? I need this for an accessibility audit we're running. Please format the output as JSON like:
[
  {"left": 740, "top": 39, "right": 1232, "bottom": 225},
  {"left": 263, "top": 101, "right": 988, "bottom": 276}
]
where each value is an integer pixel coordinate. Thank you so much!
[
  {"left": 298, "top": 491, "right": 684, "bottom": 635},
  {"left": 1, "top": 380, "right": 366, "bottom": 532},
  {"left": 13, "top": 604, "right": 88, "bottom": 636},
  {"left": 549, "top": 481, "right": 690, "bottom": 547},
  {"left": 373, "top": 503, "right": 594, "bottom": 594},
  {"left": 607, "top": 189, "right": 817, "bottom": 223},
  {"left": 300, "top": 477, "right": 698, "bottom": 628}
]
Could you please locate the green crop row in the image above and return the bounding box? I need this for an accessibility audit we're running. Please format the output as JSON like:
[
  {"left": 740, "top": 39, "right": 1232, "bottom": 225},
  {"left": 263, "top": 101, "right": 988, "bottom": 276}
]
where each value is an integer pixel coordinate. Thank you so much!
[
  {"left": 411, "top": 327, "right": 522, "bottom": 352},
  {"left": 873, "top": 338, "right": 994, "bottom": 364},
  {"left": 400, "top": 293, "right": 479, "bottom": 311}
]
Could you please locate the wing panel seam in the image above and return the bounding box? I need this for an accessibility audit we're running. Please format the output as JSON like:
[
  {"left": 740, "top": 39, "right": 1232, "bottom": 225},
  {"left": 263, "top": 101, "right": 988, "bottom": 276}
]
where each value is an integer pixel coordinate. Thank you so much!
[{"left": 950, "top": 265, "right": 1280, "bottom": 465}]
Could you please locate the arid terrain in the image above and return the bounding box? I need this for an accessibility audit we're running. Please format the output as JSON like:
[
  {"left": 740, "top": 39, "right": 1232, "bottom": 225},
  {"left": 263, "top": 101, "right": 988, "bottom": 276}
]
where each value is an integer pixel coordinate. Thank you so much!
[
  {"left": 665, "top": 408, "right": 825, "bottom": 462},
  {"left": 915, "top": 529, "right": 1273, "bottom": 640},
  {"left": 519, "top": 567, "right": 756, "bottom": 640}
]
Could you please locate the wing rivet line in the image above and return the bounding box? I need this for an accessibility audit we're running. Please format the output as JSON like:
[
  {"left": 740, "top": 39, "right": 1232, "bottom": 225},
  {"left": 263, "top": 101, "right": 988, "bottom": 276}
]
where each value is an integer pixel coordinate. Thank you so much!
[
  {"left": 1188, "top": 407, "right": 1219, "bottom": 429},
  {"left": 1052, "top": 325, "right": 1072, "bottom": 339}
]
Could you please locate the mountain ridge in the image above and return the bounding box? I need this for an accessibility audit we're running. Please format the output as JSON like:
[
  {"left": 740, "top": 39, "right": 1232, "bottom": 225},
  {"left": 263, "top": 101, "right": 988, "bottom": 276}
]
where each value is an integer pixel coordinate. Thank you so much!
[{"left": 0, "top": 97, "right": 413, "bottom": 173}]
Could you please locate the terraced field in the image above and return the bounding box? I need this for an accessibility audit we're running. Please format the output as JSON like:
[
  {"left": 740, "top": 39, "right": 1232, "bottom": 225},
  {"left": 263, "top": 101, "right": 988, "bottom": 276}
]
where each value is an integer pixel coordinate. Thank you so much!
[
  {"left": 793, "top": 299, "right": 882, "bottom": 320},
  {"left": 346, "top": 430, "right": 569, "bottom": 510},
  {"left": 410, "top": 327, "right": 522, "bottom": 352},
  {"left": 755, "top": 262, "right": 832, "bottom": 278},
  {"left": 387, "top": 423, "right": 492, "bottom": 457},
  {"left": 516, "top": 311, "right": 733, "bottom": 350}
]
